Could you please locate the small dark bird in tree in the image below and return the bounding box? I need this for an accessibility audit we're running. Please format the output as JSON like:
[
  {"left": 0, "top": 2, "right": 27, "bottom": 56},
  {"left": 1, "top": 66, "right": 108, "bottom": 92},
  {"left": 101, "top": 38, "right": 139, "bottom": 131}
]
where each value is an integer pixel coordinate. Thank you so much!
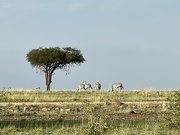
[{"left": 26, "top": 47, "right": 85, "bottom": 91}]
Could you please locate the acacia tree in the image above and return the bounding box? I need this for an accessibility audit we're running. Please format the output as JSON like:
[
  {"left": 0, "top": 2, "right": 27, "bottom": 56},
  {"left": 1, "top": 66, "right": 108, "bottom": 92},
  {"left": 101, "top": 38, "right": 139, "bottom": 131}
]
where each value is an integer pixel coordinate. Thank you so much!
[{"left": 26, "top": 47, "right": 85, "bottom": 91}]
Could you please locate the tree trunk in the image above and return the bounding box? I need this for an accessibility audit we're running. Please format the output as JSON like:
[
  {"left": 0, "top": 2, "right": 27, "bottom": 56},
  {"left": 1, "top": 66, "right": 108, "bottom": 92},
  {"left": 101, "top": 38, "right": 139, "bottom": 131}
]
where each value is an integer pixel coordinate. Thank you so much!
[{"left": 45, "top": 70, "right": 52, "bottom": 91}]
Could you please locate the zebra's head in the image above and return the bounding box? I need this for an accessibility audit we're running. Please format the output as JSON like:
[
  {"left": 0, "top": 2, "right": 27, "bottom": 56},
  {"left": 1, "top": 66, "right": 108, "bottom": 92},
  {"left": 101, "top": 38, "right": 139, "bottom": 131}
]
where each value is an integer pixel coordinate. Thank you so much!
[{"left": 83, "top": 81, "right": 87, "bottom": 85}]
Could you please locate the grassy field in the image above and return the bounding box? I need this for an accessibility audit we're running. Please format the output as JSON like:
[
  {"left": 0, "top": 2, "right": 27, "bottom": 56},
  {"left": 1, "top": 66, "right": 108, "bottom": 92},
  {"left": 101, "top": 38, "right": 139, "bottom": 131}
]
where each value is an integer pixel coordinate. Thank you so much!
[{"left": 0, "top": 89, "right": 179, "bottom": 135}]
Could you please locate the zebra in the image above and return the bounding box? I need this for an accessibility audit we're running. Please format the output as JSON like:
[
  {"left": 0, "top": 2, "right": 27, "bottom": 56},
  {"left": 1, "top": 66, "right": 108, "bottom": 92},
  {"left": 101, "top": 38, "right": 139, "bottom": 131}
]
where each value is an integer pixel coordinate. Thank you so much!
[
  {"left": 83, "top": 81, "right": 93, "bottom": 90},
  {"left": 33, "top": 86, "right": 40, "bottom": 90},
  {"left": 111, "top": 82, "right": 124, "bottom": 91},
  {"left": 77, "top": 84, "right": 85, "bottom": 91},
  {"left": 3, "top": 87, "right": 11, "bottom": 90},
  {"left": 94, "top": 82, "right": 101, "bottom": 90}
]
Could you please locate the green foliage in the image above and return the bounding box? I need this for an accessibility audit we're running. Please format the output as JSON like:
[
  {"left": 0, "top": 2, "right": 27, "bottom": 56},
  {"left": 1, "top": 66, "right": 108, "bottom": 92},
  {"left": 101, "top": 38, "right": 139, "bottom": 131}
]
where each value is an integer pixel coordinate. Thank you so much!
[
  {"left": 26, "top": 47, "right": 85, "bottom": 90},
  {"left": 82, "top": 104, "right": 112, "bottom": 135},
  {"left": 26, "top": 46, "right": 85, "bottom": 71},
  {"left": 63, "top": 47, "right": 86, "bottom": 65},
  {"left": 167, "top": 90, "right": 180, "bottom": 130},
  {"left": 27, "top": 47, "right": 64, "bottom": 66}
]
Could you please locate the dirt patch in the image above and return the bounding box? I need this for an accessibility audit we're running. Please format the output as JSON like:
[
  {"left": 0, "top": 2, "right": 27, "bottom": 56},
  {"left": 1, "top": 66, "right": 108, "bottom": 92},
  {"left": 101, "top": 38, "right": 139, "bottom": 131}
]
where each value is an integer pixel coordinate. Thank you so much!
[
  {"left": 0, "top": 101, "right": 168, "bottom": 121},
  {"left": 0, "top": 101, "right": 170, "bottom": 106},
  {"left": 0, "top": 112, "right": 161, "bottom": 121},
  {"left": 110, "top": 112, "right": 160, "bottom": 121}
]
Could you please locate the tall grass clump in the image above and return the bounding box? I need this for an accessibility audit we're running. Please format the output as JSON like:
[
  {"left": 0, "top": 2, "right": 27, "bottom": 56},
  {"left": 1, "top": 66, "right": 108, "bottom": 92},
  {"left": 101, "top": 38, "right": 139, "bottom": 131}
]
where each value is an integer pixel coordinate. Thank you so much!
[
  {"left": 166, "top": 89, "right": 180, "bottom": 130},
  {"left": 82, "top": 104, "right": 112, "bottom": 135}
]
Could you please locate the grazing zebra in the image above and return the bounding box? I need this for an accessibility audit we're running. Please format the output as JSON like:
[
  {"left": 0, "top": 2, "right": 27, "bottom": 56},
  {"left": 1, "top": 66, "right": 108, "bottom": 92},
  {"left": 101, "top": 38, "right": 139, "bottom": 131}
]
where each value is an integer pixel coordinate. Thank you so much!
[
  {"left": 83, "top": 81, "right": 93, "bottom": 90},
  {"left": 33, "top": 86, "right": 40, "bottom": 90},
  {"left": 94, "top": 82, "right": 101, "bottom": 90},
  {"left": 77, "top": 84, "right": 85, "bottom": 91},
  {"left": 3, "top": 87, "right": 11, "bottom": 90},
  {"left": 111, "top": 82, "right": 124, "bottom": 91}
]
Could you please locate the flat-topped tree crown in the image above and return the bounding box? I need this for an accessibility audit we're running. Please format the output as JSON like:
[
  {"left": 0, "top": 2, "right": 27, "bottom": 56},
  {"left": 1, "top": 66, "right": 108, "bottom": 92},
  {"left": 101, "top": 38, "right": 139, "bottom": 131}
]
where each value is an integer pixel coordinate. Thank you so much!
[{"left": 26, "top": 47, "right": 85, "bottom": 91}]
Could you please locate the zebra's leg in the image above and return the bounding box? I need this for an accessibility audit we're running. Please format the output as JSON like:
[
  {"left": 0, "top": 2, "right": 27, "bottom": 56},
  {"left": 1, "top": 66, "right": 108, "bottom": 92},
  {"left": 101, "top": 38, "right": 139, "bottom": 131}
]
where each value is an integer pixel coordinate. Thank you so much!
[
  {"left": 111, "top": 86, "right": 114, "bottom": 91},
  {"left": 120, "top": 85, "right": 124, "bottom": 90}
]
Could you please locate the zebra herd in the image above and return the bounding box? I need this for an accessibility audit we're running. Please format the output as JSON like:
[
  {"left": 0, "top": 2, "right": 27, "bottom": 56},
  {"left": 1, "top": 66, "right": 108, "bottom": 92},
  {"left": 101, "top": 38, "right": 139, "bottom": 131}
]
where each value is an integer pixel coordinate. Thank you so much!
[
  {"left": 77, "top": 81, "right": 124, "bottom": 91},
  {"left": 2, "top": 82, "right": 124, "bottom": 91}
]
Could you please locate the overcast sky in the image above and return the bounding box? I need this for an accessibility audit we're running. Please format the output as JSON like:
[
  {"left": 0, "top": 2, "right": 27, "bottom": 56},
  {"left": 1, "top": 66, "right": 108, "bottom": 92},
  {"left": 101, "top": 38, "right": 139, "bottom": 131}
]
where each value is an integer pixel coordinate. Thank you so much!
[{"left": 0, "top": 0, "right": 180, "bottom": 90}]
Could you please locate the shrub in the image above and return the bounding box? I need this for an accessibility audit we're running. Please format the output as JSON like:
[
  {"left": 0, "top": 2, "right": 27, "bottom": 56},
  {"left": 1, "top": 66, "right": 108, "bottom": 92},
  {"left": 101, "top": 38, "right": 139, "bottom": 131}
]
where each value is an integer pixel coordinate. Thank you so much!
[
  {"left": 82, "top": 104, "right": 112, "bottom": 135},
  {"left": 167, "top": 90, "right": 180, "bottom": 130}
]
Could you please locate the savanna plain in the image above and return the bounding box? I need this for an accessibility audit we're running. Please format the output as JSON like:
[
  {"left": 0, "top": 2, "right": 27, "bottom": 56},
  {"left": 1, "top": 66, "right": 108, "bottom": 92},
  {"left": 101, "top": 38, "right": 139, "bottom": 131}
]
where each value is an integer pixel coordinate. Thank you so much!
[{"left": 0, "top": 89, "right": 179, "bottom": 135}]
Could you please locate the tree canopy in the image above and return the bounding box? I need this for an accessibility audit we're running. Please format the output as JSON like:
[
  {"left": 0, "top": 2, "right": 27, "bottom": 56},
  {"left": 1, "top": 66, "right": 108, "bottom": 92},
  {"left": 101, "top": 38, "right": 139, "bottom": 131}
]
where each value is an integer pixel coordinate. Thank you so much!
[{"left": 26, "top": 47, "right": 85, "bottom": 91}]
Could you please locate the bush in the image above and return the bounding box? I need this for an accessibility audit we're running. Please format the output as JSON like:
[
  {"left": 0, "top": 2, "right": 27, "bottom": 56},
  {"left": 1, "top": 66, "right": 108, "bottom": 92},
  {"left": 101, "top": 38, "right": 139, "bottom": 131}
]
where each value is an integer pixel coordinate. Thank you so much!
[
  {"left": 82, "top": 104, "right": 112, "bottom": 135},
  {"left": 167, "top": 90, "right": 180, "bottom": 129}
]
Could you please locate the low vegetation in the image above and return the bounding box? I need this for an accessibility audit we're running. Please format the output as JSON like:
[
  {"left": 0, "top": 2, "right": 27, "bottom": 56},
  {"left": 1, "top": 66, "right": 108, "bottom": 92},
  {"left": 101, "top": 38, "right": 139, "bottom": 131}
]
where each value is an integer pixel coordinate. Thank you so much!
[
  {"left": 0, "top": 89, "right": 174, "bottom": 102},
  {"left": 0, "top": 89, "right": 179, "bottom": 135},
  {"left": 165, "top": 89, "right": 180, "bottom": 130}
]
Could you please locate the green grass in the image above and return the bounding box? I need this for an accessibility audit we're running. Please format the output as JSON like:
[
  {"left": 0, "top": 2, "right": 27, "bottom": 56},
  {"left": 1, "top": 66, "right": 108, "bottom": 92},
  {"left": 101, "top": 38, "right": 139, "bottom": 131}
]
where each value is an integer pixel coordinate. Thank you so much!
[
  {"left": 0, "top": 89, "right": 179, "bottom": 135},
  {"left": 0, "top": 120, "right": 83, "bottom": 135},
  {"left": 0, "top": 89, "right": 175, "bottom": 102},
  {"left": 0, "top": 119, "right": 179, "bottom": 135}
]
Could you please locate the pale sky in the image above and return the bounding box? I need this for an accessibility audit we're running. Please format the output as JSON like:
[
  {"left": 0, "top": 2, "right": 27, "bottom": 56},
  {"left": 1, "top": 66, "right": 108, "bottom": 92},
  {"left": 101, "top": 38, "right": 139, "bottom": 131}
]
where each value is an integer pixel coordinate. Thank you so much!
[{"left": 0, "top": 0, "right": 180, "bottom": 90}]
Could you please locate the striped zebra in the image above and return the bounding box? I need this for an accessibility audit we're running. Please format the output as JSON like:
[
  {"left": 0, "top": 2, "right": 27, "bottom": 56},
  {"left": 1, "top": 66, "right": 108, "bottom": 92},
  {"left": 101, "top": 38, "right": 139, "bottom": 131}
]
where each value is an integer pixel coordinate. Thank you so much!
[
  {"left": 94, "top": 82, "right": 101, "bottom": 90},
  {"left": 111, "top": 82, "right": 124, "bottom": 91},
  {"left": 33, "top": 86, "right": 40, "bottom": 90},
  {"left": 83, "top": 81, "right": 93, "bottom": 90},
  {"left": 77, "top": 84, "right": 85, "bottom": 91}
]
